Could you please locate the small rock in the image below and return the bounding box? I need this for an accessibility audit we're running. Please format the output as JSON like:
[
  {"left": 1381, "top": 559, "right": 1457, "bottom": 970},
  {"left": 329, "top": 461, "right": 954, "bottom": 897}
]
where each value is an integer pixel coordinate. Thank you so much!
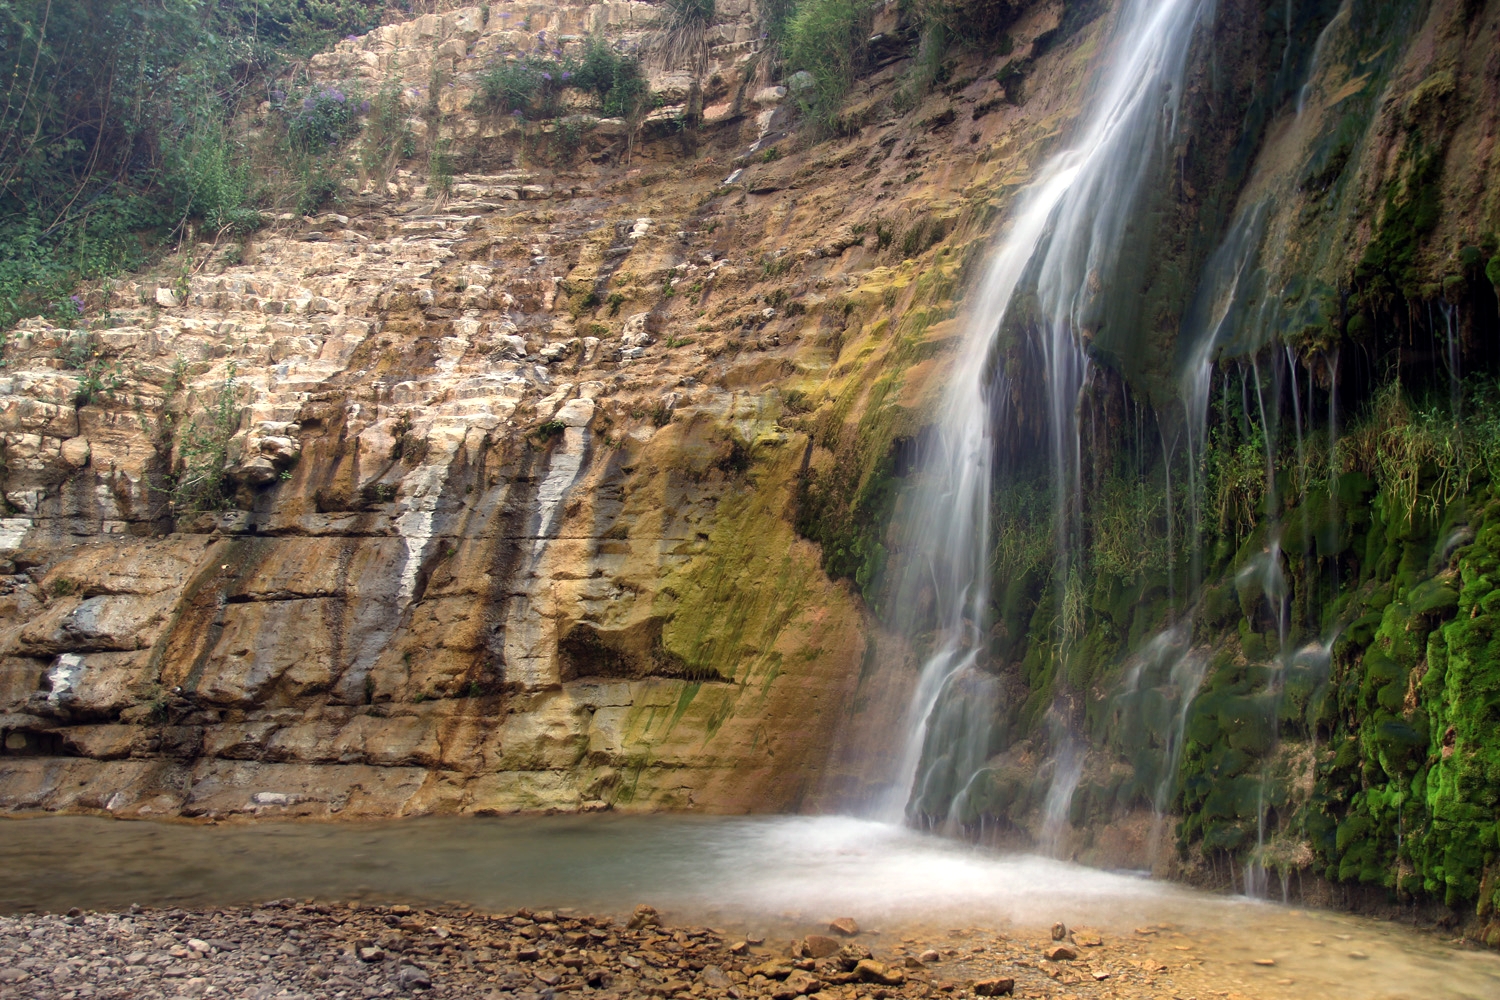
[
  {"left": 67, "top": 907, "right": 83, "bottom": 918},
  {"left": 836, "top": 943, "right": 873, "bottom": 971},
  {"left": 186, "top": 938, "right": 210, "bottom": 953},
  {"left": 701, "top": 965, "right": 730, "bottom": 988},
  {"left": 853, "top": 960, "right": 904, "bottom": 986},
  {"left": 627, "top": 904, "right": 661, "bottom": 930},
  {"left": 729, "top": 941, "right": 750, "bottom": 955},
  {"left": 1254, "top": 958, "right": 1276, "bottom": 966},
  {"left": 828, "top": 917, "right": 860, "bottom": 937},
  {"left": 773, "top": 969, "right": 821, "bottom": 999},
  {"left": 1051, "top": 922, "right": 1068, "bottom": 942},
  {"left": 753, "top": 959, "right": 794, "bottom": 979},
  {"left": 919, "top": 950, "right": 940, "bottom": 964},
  {"left": 804, "top": 935, "right": 841, "bottom": 959},
  {"left": 518, "top": 947, "right": 542, "bottom": 961},
  {"left": 973, "top": 978, "right": 1014, "bottom": 996},
  {"left": 1348, "top": 951, "right": 1369, "bottom": 960},
  {"left": 1073, "top": 930, "right": 1103, "bottom": 947},
  {"left": 358, "top": 946, "right": 385, "bottom": 962},
  {"left": 155, "top": 287, "right": 180, "bottom": 308},
  {"left": 398, "top": 964, "right": 433, "bottom": 989},
  {"left": 1090, "top": 969, "right": 1110, "bottom": 981},
  {"left": 0, "top": 969, "right": 29, "bottom": 983},
  {"left": 1044, "top": 944, "right": 1077, "bottom": 961}
]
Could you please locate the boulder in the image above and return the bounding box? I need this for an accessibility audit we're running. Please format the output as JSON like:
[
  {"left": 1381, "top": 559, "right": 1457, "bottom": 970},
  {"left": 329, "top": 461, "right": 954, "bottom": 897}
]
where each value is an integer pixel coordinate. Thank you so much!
[{"left": 974, "top": 978, "right": 1015, "bottom": 996}]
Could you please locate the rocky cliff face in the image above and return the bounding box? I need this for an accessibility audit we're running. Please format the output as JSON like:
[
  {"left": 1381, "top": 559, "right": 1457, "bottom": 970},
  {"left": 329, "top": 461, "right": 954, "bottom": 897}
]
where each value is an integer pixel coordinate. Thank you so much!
[
  {"left": 2, "top": 0, "right": 1498, "bottom": 938},
  {"left": 0, "top": 0, "right": 1090, "bottom": 819}
]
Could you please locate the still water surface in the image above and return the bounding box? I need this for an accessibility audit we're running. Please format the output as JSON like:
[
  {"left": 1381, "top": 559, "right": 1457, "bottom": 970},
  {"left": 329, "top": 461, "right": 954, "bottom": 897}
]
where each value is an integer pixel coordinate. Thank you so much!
[{"left": 2, "top": 814, "right": 1496, "bottom": 998}]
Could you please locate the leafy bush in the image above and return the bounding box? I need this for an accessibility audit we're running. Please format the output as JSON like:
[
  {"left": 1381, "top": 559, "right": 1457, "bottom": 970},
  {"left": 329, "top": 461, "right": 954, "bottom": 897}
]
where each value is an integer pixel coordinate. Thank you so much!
[
  {"left": 282, "top": 85, "right": 365, "bottom": 150},
  {"left": 477, "top": 58, "right": 554, "bottom": 114},
  {"left": 169, "top": 363, "right": 242, "bottom": 516},
  {"left": 476, "top": 36, "right": 650, "bottom": 123}
]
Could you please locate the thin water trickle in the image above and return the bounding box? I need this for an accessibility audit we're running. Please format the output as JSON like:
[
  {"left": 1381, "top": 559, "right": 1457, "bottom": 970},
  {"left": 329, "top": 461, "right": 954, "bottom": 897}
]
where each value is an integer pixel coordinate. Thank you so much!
[{"left": 1296, "top": 0, "right": 1350, "bottom": 116}]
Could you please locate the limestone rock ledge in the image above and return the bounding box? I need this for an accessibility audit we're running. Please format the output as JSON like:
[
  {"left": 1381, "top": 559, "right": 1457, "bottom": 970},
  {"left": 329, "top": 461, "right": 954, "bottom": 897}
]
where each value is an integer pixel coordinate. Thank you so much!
[{"left": 0, "top": 0, "right": 1090, "bottom": 818}]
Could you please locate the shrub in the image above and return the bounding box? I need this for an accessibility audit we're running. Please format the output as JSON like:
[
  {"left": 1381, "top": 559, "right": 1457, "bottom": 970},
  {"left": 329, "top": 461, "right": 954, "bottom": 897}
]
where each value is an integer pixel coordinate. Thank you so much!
[
  {"left": 359, "top": 80, "right": 417, "bottom": 178},
  {"left": 282, "top": 84, "right": 364, "bottom": 150},
  {"left": 477, "top": 58, "right": 551, "bottom": 114},
  {"left": 474, "top": 36, "right": 650, "bottom": 123}
]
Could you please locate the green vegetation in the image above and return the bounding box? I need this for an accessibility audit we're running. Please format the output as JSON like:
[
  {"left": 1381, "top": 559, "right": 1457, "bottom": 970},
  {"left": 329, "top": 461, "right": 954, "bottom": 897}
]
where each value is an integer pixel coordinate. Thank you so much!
[
  {"left": 474, "top": 35, "right": 649, "bottom": 122},
  {"left": 782, "top": 0, "right": 876, "bottom": 128},
  {"left": 656, "top": 0, "right": 715, "bottom": 76},
  {"left": 0, "top": 0, "right": 391, "bottom": 330},
  {"left": 167, "top": 363, "right": 242, "bottom": 516}
]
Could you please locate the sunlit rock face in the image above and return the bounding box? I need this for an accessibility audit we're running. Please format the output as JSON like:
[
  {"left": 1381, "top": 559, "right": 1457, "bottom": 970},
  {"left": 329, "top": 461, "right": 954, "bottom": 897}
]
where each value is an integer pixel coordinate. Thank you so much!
[
  {"left": 1, "top": 0, "right": 1497, "bottom": 950},
  {"left": 0, "top": 0, "right": 909, "bottom": 819}
]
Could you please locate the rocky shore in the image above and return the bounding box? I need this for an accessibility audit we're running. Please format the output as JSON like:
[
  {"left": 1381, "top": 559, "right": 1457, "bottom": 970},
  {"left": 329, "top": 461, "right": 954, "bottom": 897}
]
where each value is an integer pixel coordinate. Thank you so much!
[{"left": 0, "top": 899, "right": 1254, "bottom": 1000}]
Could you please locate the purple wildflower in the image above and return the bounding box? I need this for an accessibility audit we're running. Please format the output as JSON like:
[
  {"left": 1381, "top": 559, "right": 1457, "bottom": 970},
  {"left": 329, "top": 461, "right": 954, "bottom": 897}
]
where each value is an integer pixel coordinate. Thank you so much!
[
  {"left": 360, "top": 100, "right": 371, "bottom": 112},
  {"left": 540, "top": 72, "right": 551, "bottom": 81},
  {"left": 69, "top": 294, "right": 84, "bottom": 314},
  {"left": 560, "top": 71, "right": 571, "bottom": 80},
  {"left": 346, "top": 33, "right": 358, "bottom": 41},
  {"left": 303, "top": 96, "right": 317, "bottom": 109},
  {"left": 511, "top": 109, "right": 524, "bottom": 117}
]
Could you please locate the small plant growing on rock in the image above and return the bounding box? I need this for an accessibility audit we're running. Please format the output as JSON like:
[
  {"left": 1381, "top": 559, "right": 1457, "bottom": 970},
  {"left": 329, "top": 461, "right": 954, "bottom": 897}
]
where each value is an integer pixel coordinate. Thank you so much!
[
  {"left": 282, "top": 84, "right": 364, "bottom": 151},
  {"left": 167, "top": 362, "right": 241, "bottom": 516}
]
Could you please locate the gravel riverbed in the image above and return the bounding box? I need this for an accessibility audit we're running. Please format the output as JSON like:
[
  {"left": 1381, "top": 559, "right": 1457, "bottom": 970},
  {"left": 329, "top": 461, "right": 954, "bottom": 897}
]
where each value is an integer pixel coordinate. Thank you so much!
[{"left": 0, "top": 899, "right": 1242, "bottom": 1000}]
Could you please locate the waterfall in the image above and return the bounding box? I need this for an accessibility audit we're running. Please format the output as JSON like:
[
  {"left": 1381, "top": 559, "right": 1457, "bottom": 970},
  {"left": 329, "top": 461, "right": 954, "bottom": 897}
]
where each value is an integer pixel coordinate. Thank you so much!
[{"left": 885, "top": 0, "right": 1211, "bottom": 835}]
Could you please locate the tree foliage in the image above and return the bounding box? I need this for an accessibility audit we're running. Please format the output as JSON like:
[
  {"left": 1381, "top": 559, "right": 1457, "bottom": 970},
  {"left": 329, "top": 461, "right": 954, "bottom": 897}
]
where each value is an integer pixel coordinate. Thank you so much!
[{"left": 0, "top": 0, "right": 388, "bottom": 329}]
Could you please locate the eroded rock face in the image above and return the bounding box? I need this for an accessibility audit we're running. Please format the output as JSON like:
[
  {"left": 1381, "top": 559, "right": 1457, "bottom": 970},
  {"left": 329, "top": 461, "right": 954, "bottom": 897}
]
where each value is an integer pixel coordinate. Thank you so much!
[
  {"left": 0, "top": 0, "right": 1036, "bottom": 819},
  {"left": 0, "top": 0, "right": 1134, "bottom": 819}
]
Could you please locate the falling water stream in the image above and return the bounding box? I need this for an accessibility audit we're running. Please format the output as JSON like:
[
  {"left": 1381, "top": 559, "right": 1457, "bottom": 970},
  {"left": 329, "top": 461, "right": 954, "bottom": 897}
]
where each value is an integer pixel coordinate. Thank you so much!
[
  {"left": 891, "top": 0, "right": 1210, "bottom": 830},
  {"left": 1, "top": 5, "right": 1492, "bottom": 996}
]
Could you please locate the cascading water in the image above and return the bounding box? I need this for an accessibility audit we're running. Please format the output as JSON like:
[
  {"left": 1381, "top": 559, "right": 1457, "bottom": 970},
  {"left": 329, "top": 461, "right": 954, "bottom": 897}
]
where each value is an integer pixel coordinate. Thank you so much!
[{"left": 886, "top": 0, "right": 1211, "bottom": 836}]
